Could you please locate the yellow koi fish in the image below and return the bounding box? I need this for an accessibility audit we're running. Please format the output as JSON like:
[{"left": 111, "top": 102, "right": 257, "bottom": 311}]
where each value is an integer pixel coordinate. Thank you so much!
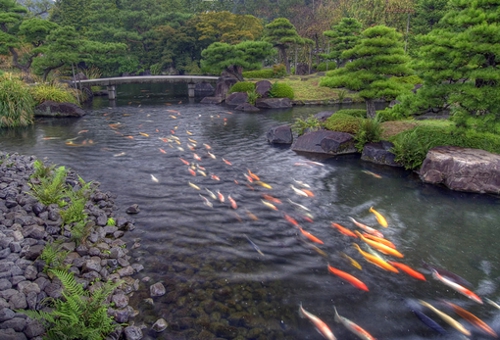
[
  {"left": 139, "top": 132, "right": 149, "bottom": 137},
  {"left": 261, "top": 200, "right": 278, "bottom": 211},
  {"left": 340, "top": 252, "right": 362, "bottom": 270},
  {"left": 369, "top": 207, "right": 388, "bottom": 228},
  {"left": 418, "top": 300, "right": 471, "bottom": 337},
  {"left": 255, "top": 181, "right": 272, "bottom": 189},
  {"left": 188, "top": 181, "right": 200, "bottom": 190}
]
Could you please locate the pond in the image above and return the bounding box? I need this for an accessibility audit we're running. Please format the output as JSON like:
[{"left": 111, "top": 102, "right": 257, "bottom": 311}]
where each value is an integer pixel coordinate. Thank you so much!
[{"left": 1, "top": 83, "right": 500, "bottom": 339}]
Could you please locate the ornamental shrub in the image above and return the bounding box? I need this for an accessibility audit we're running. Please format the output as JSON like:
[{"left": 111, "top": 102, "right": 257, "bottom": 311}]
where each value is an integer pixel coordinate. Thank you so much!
[
  {"left": 354, "top": 118, "right": 382, "bottom": 151},
  {"left": 335, "top": 109, "right": 367, "bottom": 118},
  {"left": 272, "top": 63, "right": 287, "bottom": 77},
  {"left": 314, "top": 61, "right": 337, "bottom": 72},
  {"left": 323, "top": 113, "right": 363, "bottom": 134},
  {"left": 292, "top": 115, "right": 322, "bottom": 135},
  {"left": 243, "top": 69, "right": 275, "bottom": 78},
  {"left": 269, "top": 82, "right": 294, "bottom": 99},
  {"left": 229, "top": 82, "right": 255, "bottom": 93}
]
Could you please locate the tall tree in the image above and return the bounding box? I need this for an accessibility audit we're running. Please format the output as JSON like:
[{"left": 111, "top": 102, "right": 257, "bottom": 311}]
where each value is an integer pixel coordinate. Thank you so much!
[
  {"left": 263, "top": 17, "right": 304, "bottom": 73},
  {"left": 49, "top": 0, "right": 91, "bottom": 32},
  {"left": 321, "top": 18, "right": 362, "bottom": 67},
  {"left": 320, "top": 25, "right": 412, "bottom": 118},
  {"left": 410, "top": 0, "right": 500, "bottom": 118},
  {"left": 201, "top": 40, "right": 274, "bottom": 79}
]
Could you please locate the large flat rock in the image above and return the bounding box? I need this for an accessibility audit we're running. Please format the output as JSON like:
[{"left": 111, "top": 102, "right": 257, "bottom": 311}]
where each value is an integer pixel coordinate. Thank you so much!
[
  {"left": 419, "top": 146, "right": 500, "bottom": 194},
  {"left": 292, "top": 130, "right": 356, "bottom": 155}
]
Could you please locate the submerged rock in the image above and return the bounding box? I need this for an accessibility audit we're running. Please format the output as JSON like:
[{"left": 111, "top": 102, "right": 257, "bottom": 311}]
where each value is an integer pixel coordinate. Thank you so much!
[
  {"left": 34, "top": 101, "right": 86, "bottom": 117},
  {"left": 419, "top": 146, "right": 500, "bottom": 194},
  {"left": 267, "top": 125, "right": 292, "bottom": 144}
]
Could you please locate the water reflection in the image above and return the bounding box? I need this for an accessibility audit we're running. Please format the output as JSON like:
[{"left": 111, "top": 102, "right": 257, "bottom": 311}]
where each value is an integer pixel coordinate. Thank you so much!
[{"left": 0, "top": 84, "right": 499, "bottom": 339}]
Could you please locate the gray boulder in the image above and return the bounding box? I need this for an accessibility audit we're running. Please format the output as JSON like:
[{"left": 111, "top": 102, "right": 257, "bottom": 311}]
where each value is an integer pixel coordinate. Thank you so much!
[
  {"left": 255, "top": 80, "right": 272, "bottom": 98},
  {"left": 267, "top": 125, "right": 292, "bottom": 144},
  {"left": 34, "top": 101, "right": 85, "bottom": 117},
  {"left": 361, "top": 141, "right": 402, "bottom": 167},
  {"left": 194, "top": 82, "right": 214, "bottom": 97},
  {"left": 225, "top": 92, "right": 248, "bottom": 106},
  {"left": 419, "top": 146, "right": 500, "bottom": 194},
  {"left": 200, "top": 96, "right": 224, "bottom": 104},
  {"left": 314, "top": 111, "right": 334, "bottom": 122},
  {"left": 255, "top": 98, "right": 292, "bottom": 109},
  {"left": 292, "top": 130, "right": 356, "bottom": 155},
  {"left": 234, "top": 103, "right": 260, "bottom": 112}
]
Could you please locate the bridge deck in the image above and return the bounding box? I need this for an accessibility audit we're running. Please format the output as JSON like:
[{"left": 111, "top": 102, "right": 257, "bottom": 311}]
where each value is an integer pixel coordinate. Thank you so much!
[{"left": 72, "top": 75, "right": 219, "bottom": 86}]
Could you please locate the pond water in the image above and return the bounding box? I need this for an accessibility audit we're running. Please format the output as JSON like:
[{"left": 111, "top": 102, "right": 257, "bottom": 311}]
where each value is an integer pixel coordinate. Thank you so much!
[{"left": 1, "top": 83, "right": 500, "bottom": 339}]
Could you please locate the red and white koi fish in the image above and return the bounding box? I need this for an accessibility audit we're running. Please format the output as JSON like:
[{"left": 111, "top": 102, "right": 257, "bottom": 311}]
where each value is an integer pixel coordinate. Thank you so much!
[
  {"left": 244, "top": 173, "right": 254, "bottom": 183},
  {"left": 291, "top": 185, "right": 308, "bottom": 197},
  {"left": 247, "top": 169, "right": 260, "bottom": 181},
  {"left": 211, "top": 174, "right": 220, "bottom": 181},
  {"left": 179, "top": 157, "right": 190, "bottom": 165},
  {"left": 193, "top": 153, "right": 201, "bottom": 161},
  {"left": 432, "top": 270, "right": 482, "bottom": 304},
  {"left": 203, "top": 143, "right": 211, "bottom": 150},
  {"left": 159, "top": 148, "right": 167, "bottom": 154},
  {"left": 283, "top": 213, "right": 300, "bottom": 227},
  {"left": 188, "top": 168, "right": 196, "bottom": 176},
  {"left": 293, "top": 178, "right": 311, "bottom": 188},
  {"left": 217, "top": 190, "right": 225, "bottom": 203},
  {"left": 262, "top": 194, "right": 281, "bottom": 204},
  {"left": 333, "top": 307, "right": 376, "bottom": 339},
  {"left": 299, "top": 304, "right": 336, "bottom": 340},
  {"left": 288, "top": 199, "right": 310, "bottom": 212},
  {"left": 348, "top": 217, "right": 384, "bottom": 238},
  {"left": 228, "top": 195, "right": 237, "bottom": 209},
  {"left": 222, "top": 158, "right": 232, "bottom": 165},
  {"left": 361, "top": 170, "right": 382, "bottom": 179},
  {"left": 261, "top": 200, "right": 278, "bottom": 211}
]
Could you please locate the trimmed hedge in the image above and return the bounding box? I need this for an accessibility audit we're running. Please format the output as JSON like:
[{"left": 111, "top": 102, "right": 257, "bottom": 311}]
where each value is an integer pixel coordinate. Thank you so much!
[
  {"left": 323, "top": 113, "right": 363, "bottom": 134},
  {"left": 269, "top": 82, "right": 294, "bottom": 99},
  {"left": 229, "top": 82, "right": 255, "bottom": 94}
]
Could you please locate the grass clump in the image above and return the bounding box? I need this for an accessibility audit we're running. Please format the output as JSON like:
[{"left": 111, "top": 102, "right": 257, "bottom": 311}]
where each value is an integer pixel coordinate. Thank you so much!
[
  {"left": 246, "top": 89, "right": 260, "bottom": 105},
  {"left": 229, "top": 81, "right": 255, "bottom": 94},
  {"left": 269, "top": 82, "right": 294, "bottom": 100},
  {"left": 335, "top": 109, "right": 367, "bottom": 118},
  {"left": 30, "top": 82, "right": 79, "bottom": 106},
  {"left": 19, "top": 269, "right": 122, "bottom": 340},
  {"left": 292, "top": 115, "right": 322, "bottom": 135},
  {"left": 323, "top": 113, "right": 363, "bottom": 134},
  {"left": 0, "top": 73, "right": 35, "bottom": 127}
]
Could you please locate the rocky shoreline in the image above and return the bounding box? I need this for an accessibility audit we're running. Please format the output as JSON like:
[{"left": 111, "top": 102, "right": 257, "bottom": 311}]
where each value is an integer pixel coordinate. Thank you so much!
[{"left": 0, "top": 152, "right": 146, "bottom": 340}]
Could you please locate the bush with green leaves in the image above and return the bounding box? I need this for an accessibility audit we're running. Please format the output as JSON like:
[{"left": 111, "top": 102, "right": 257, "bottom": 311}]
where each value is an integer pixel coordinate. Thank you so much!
[
  {"left": 314, "top": 61, "right": 337, "bottom": 72},
  {"left": 269, "top": 82, "right": 294, "bottom": 99},
  {"left": 246, "top": 89, "right": 260, "bottom": 105},
  {"left": 229, "top": 82, "right": 255, "bottom": 94},
  {"left": 30, "top": 83, "right": 79, "bottom": 106},
  {"left": 390, "top": 125, "right": 500, "bottom": 169},
  {"left": 292, "top": 116, "right": 322, "bottom": 135},
  {"left": 354, "top": 118, "right": 383, "bottom": 151},
  {"left": 323, "top": 113, "right": 363, "bottom": 134},
  {"left": 243, "top": 69, "right": 275, "bottom": 78},
  {"left": 272, "top": 64, "right": 287, "bottom": 77},
  {"left": 335, "top": 109, "right": 367, "bottom": 118},
  {"left": 0, "top": 73, "right": 35, "bottom": 128},
  {"left": 375, "top": 107, "right": 406, "bottom": 122},
  {"left": 19, "top": 269, "right": 122, "bottom": 340}
]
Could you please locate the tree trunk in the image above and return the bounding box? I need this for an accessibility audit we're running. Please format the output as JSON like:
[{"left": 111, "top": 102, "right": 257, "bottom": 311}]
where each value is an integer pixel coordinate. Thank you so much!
[
  {"left": 42, "top": 63, "right": 65, "bottom": 82},
  {"left": 280, "top": 47, "right": 290, "bottom": 74},
  {"left": 366, "top": 99, "right": 376, "bottom": 118}
]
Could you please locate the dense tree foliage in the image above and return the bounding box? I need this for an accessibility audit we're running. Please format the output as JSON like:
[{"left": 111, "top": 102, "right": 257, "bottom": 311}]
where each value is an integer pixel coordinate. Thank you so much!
[
  {"left": 321, "top": 18, "right": 362, "bottom": 67},
  {"left": 320, "top": 25, "right": 413, "bottom": 118},
  {"left": 263, "top": 18, "right": 304, "bottom": 73}
]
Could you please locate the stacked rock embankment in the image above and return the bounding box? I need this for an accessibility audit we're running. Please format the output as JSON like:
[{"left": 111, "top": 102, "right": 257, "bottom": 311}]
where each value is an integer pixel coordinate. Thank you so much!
[{"left": 0, "top": 152, "right": 143, "bottom": 340}]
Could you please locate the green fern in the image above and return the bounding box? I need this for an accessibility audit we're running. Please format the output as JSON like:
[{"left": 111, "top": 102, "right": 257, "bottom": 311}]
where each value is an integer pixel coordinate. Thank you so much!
[
  {"left": 31, "top": 160, "right": 56, "bottom": 180},
  {"left": 18, "top": 269, "right": 122, "bottom": 340},
  {"left": 40, "top": 242, "right": 70, "bottom": 273},
  {"left": 60, "top": 197, "right": 87, "bottom": 225},
  {"left": 28, "top": 166, "right": 68, "bottom": 206}
]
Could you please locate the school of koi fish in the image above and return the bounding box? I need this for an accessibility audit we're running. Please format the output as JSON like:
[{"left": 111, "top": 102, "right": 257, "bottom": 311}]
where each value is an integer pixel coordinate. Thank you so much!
[{"left": 57, "top": 107, "right": 499, "bottom": 339}]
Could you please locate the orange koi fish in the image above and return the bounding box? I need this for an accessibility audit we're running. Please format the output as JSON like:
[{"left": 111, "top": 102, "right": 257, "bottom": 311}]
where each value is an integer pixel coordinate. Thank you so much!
[
  {"left": 333, "top": 307, "right": 376, "bottom": 340},
  {"left": 387, "top": 261, "right": 426, "bottom": 281},
  {"left": 283, "top": 213, "right": 300, "bottom": 227},
  {"left": 352, "top": 244, "right": 399, "bottom": 273},
  {"left": 331, "top": 223, "right": 357, "bottom": 238},
  {"left": 369, "top": 207, "right": 388, "bottom": 228},
  {"left": 299, "top": 227, "right": 324, "bottom": 245},
  {"left": 262, "top": 194, "right": 282, "bottom": 204},
  {"left": 245, "top": 210, "right": 259, "bottom": 221},
  {"left": 126, "top": 135, "right": 134, "bottom": 139},
  {"left": 159, "top": 148, "right": 167, "bottom": 154},
  {"left": 419, "top": 300, "right": 471, "bottom": 337},
  {"left": 222, "top": 158, "right": 232, "bottom": 165},
  {"left": 327, "top": 265, "right": 368, "bottom": 291},
  {"left": 432, "top": 270, "right": 482, "bottom": 304},
  {"left": 228, "top": 195, "right": 237, "bottom": 209},
  {"left": 362, "top": 233, "right": 395, "bottom": 249},
  {"left": 355, "top": 231, "right": 404, "bottom": 258},
  {"left": 348, "top": 217, "right": 384, "bottom": 238},
  {"left": 166, "top": 109, "right": 180, "bottom": 114},
  {"left": 247, "top": 169, "right": 260, "bottom": 181},
  {"left": 188, "top": 168, "right": 196, "bottom": 176},
  {"left": 211, "top": 174, "right": 220, "bottom": 181},
  {"left": 441, "top": 300, "right": 497, "bottom": 338},
  {"left": 361, "top": 170, "right": 382, "bottom": 179},
  {"left": 299, "top": 304, "right": 336, "bottom": 340},
  {"left": 179, "top": 158, "right": 190, "bottom": 165}
]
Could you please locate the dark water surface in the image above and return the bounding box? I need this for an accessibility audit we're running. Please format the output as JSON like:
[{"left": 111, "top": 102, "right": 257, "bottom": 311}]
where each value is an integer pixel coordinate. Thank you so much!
[{"left": 1, "top": 84, "right": 500, "bottom": 339}]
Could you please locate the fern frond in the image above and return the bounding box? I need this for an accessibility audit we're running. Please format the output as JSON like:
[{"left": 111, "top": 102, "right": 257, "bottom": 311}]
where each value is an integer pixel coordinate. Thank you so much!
[{"left": 49, "top": 269, "right": 85, "bottom": 297}]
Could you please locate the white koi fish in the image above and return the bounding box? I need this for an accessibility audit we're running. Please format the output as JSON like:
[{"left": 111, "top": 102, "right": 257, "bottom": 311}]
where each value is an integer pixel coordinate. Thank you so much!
[
  {"left": 299, "top": 304, "right": 336, "bottom": 340},
  {"left": 333, "top": 307, "right": 376, "bottom": 340}
]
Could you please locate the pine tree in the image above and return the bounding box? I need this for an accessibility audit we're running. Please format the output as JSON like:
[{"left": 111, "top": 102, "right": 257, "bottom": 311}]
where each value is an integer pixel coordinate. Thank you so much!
[
  {"left": 263, "top": 18, "right": 304, "bottom": 74},
  {"left": 412, "top": 0, "right": 500, "bottom": 118},
  {"left": 321, "top": 18, "right": 362, "bottom": 67},
  {"left": 320, "top": 25, "right": 412, "bottom": 118}
]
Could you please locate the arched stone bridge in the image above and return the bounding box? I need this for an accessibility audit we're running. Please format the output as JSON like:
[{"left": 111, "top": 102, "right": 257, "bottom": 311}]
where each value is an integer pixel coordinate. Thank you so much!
[{"left": 71, "top": 76, "right": 219, "bottom": 99}]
